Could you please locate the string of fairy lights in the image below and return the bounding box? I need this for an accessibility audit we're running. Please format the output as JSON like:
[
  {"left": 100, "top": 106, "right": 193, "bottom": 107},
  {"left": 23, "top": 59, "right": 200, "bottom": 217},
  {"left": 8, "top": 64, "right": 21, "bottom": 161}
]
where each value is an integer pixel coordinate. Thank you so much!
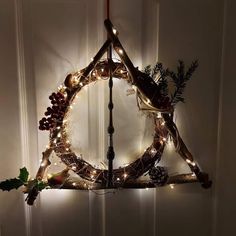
[
  {"left": 36, "top": 59, "right": 197, "bottom": 192},
  {"left": 0, "top": 1, "right": 211, "bottom": 206},
  {"left": 23, "top": 18, "right": 211, "bottom": 205}
]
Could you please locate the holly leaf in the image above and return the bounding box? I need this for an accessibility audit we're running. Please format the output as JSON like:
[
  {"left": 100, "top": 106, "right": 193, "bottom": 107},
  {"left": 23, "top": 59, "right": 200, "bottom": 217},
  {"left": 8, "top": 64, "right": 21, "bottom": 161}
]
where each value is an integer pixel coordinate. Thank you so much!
[
  {"left": 36, "top": 181, "right": 48, "bottom": 191},
  {"left": 0, "top": 178, "right": 24, "bottom": 191},
  {"left": 24, "top": 179, "right": 48, "bottom": 193},
  {"left": 18, "top": 167, "right": 29, "bottom": 183}
]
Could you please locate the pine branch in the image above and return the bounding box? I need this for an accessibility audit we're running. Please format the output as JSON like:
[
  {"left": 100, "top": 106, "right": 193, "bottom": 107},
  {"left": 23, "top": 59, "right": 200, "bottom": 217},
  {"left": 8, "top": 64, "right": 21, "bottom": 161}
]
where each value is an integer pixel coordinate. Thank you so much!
[
  {"left": 142, "top": 60, "right": 198, "bottom": 105},
  {"left": 143, "top": 65, "right": 151, "bottom": 76},
  {"left": 169, "top": 60, "right": 198, "bottom": 105},
  {"left": 143, "top": 62, "right": 169, "bottom": 97}
]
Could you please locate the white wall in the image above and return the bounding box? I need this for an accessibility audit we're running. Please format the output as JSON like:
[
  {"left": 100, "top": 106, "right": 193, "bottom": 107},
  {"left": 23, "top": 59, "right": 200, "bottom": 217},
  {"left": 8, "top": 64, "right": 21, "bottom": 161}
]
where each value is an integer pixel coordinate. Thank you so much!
[
  {"left": 0, "top": 1, "right": 27, "bottom": 235},
  {"left": 214, "top": 1, "right": 236, "bottom": 235},
  {"left": 0, "top": 0, "right": 235, "bottom": 236},
  {"left": 158, "top": 0, "right": 223, "bottom": 235}
]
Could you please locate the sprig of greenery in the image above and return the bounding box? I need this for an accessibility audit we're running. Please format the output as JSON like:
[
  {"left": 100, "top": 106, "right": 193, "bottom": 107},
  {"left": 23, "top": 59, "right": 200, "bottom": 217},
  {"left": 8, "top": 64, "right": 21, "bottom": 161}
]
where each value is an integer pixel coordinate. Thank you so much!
[
  {"left": 143, "top": 62, "right": 169, "bottom": 97},
  {"left": 0, "top": 167, "right": 48, "bottom": 192},
  {"left": 143, "top": 60, "right": 198, "bottom": 105},
  {"left": 0, "top": 167, "right": 29, "bottom": 191},
  {"left": 26, "top": 179, "right": 48, "bottom": 192},
  {"left": 169, "top": 60, "right": 198, "bottom": 105}
]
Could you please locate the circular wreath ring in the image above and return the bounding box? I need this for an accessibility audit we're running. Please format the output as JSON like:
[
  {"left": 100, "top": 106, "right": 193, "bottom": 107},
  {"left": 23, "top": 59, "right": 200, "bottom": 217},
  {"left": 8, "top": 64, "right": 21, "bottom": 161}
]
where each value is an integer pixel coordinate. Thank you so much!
[{"left": 38, "top": 60, "right": 169, "bottom": 188}]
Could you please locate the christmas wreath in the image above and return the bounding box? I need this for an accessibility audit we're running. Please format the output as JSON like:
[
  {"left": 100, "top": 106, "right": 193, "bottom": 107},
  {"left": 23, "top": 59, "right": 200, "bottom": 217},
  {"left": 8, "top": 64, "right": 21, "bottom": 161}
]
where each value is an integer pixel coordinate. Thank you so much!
[{"left": 0, "top": 19, "right": 211, "bottom": 205}]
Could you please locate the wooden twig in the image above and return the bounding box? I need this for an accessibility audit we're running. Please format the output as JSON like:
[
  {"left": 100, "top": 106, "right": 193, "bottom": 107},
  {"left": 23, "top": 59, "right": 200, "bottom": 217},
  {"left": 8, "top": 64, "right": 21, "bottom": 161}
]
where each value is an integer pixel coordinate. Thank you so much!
[
  {"left": 104, "top": 19, "right": 172, "bottom": 112},
  {"left": 50, "top": 173, "right": 198, "bottom": 190},
  {"left": 162, "top": 113, "right": 212, "bottom": 188}
]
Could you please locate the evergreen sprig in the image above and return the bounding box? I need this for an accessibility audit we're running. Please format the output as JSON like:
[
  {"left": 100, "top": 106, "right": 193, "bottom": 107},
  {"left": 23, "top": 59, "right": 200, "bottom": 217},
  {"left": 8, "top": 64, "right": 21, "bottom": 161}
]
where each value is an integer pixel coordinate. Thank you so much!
[
  {"left": 143, "top": 60, "right": 198, "bottom": 106},
  {"left": 169, "top": 60, "right": 198, "bottom": 105},
  {"left": 143, "top": 62, "right": 169, "bottom": 97}
]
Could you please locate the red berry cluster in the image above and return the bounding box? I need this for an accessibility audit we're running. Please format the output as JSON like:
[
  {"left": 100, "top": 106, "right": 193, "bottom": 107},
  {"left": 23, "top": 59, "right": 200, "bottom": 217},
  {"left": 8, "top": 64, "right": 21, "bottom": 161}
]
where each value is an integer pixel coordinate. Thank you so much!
[{"left": 39, "top": 92, "right": 68, "bottom": 130}]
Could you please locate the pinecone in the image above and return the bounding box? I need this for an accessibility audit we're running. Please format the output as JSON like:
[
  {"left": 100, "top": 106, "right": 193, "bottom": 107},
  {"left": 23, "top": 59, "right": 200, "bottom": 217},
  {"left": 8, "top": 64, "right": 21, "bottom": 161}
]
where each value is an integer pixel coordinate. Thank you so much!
[{"left": 149, "top": 166, "right": 168, "bottom": 186}]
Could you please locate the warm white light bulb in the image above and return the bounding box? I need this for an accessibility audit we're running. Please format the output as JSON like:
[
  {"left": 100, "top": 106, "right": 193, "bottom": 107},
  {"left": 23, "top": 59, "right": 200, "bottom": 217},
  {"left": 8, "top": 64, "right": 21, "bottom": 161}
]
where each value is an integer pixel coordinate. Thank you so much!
[
  {"left": 40, "top": 162, "right": 46, "bottom": 167},
  {"left": 123, "top": 173, "right": 128, "bottom": 178},
  {"left": 47, "top": 173, "right": 53, "bottom": 179},
  {"left": 170, "top": 184, "right": 174, "bottom": 189},
  {"left": 72, "top": 182, "right": 76, "bottom": 186},
  {"left": 117, "top": 177, "right": 120, "bottom": 181},
  {"left": 186, "top": 159, "right": 191, "bottom": 164},
  {"left": 63, "top": 93, "right": 67, "bottom": 99},
  {"left": 150, "top": 148, "right": 156, "bottom": 154},
  {"left": 191, "top": 162, "right": 196, "bottom": 166},
  {"left": 118, "top": 49, "right": 123, "bottom": 54},
  {"left": 112, "top": 28, "right": 117, "bottom": 34}
]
